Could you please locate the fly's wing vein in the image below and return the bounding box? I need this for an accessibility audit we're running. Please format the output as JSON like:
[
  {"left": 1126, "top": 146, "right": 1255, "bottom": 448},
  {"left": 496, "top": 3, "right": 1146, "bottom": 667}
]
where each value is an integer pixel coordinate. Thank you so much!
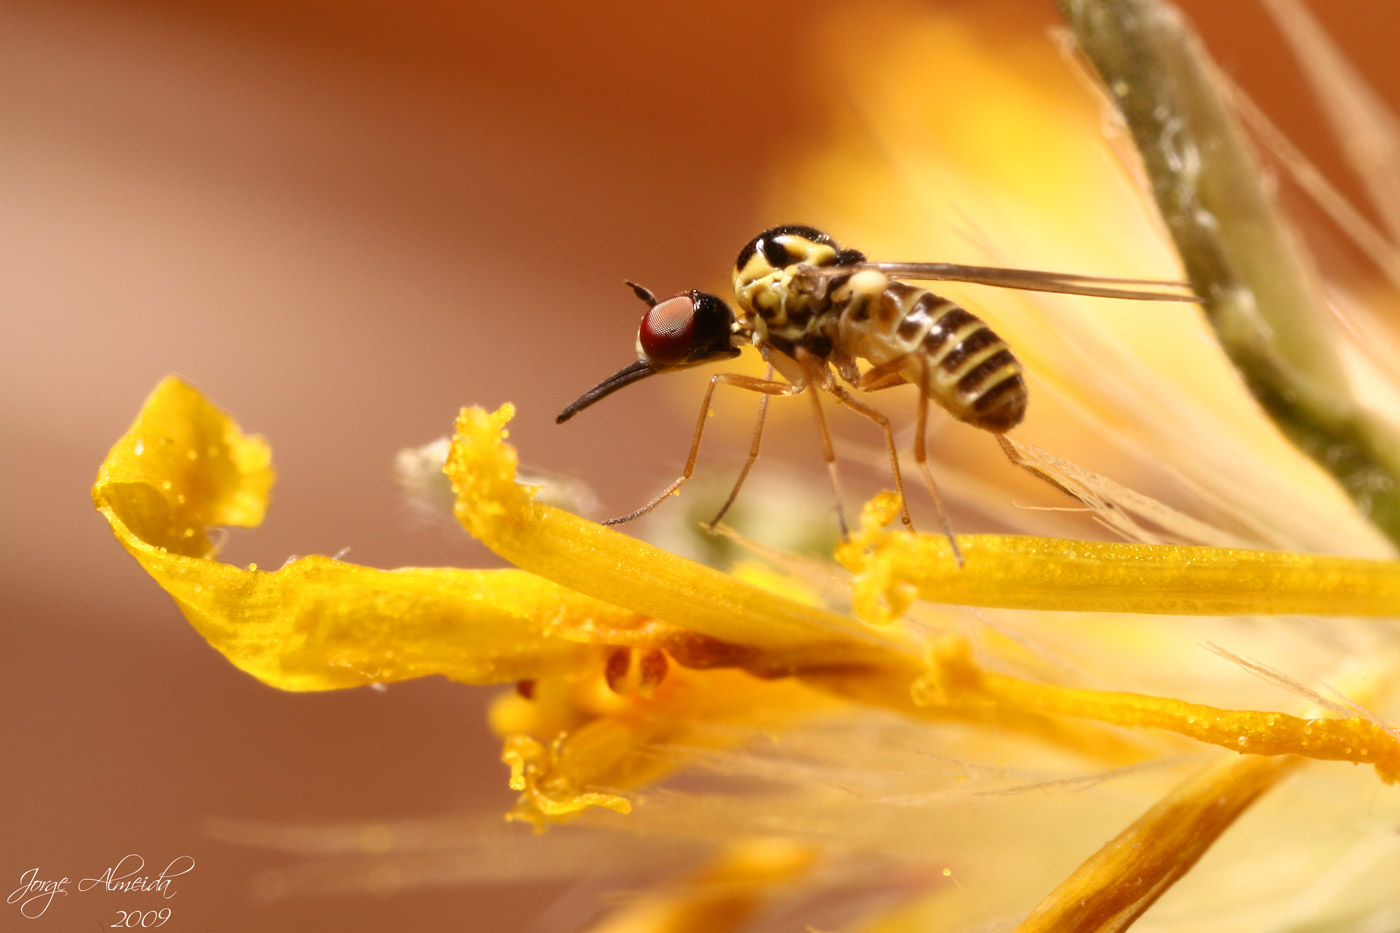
[{"left": 856, "top": 261, "right": 1201, "bottom": 303}]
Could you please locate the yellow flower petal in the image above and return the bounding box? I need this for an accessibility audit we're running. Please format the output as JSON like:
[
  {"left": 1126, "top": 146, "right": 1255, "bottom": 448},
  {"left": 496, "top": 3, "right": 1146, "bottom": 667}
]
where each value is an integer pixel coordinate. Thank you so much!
[
  {"left": 841, "top": 492, "right": 1400, "bottom": 623},
  {"left": 445, "top": 404, "right": 921, "bottom": 666},
  {"left": 923, "top": 636, "right": 1400, "bottom": 783},
  {"left": 94, "top": 377, "right": 640, "bottom": 691},
  {"left": 94, "top": 376, "right": 274, "bottom": 558}
]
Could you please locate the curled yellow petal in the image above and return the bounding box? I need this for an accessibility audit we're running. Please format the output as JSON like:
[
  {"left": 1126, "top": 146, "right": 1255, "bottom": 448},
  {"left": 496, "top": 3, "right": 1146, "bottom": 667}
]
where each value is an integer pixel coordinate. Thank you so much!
[
  {"left": 446, "top": 405, "right": 918, "bottom": 665},
  {"left": 841, "top": 492, "right": 1400, "bottom": 621},
  {"left": 94, "top": 376, "right": 275, "bottom": 557},
  {"left": 94, "top": 377, "right": 641, "bottom": 691}
]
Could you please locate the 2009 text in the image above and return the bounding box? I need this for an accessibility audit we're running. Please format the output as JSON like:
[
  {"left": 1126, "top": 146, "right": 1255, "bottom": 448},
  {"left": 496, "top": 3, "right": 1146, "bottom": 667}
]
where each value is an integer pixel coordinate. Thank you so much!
[{"left": 111, "top": 907, "right": 172, "bottom": 927}]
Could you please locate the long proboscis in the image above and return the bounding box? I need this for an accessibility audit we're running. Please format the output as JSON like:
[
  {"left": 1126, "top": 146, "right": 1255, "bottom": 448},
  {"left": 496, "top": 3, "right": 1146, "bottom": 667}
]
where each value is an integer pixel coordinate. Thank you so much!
[
  {"left": 854, "top": 261, "right": 1203, "bottom": 302},
  {"left": 556, "top": 359, "right": 658, "bottom": 424}
]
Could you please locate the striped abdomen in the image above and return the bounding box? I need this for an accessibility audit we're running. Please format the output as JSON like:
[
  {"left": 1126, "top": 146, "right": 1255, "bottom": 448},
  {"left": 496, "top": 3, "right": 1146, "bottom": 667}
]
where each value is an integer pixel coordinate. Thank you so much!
[{"left": 857, "top": 282, "right": 1027, "bottom": 433}]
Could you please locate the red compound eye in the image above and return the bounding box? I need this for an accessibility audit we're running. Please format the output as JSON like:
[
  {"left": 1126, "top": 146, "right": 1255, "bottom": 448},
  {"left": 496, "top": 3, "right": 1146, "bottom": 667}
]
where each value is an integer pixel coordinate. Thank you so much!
[{"left": 638, "top": 295, "right": 697, "bottom": 367}]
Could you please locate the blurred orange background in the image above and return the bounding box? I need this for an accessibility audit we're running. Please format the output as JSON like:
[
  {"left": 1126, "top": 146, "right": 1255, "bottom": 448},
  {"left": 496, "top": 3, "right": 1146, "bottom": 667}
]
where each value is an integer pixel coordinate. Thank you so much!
[{"left": 5, "top": 1, "right": 1399, "bottom": 929}]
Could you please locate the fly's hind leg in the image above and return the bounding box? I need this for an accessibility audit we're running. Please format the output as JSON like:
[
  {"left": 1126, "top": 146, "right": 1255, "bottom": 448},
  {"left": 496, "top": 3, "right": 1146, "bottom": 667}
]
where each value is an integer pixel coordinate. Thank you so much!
[
  {"left": 604, "top": 371, "right": 802, "bottom": 526},
  {"left": 854, "top": 355, "right": 965, "bottom": 567}
]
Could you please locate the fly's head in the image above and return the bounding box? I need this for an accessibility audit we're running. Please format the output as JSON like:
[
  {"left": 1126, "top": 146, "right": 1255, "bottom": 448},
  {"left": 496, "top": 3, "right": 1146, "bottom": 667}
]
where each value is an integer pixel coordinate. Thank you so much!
[{"left": 556, "top": 282, "right": 743, "bottom": 424}]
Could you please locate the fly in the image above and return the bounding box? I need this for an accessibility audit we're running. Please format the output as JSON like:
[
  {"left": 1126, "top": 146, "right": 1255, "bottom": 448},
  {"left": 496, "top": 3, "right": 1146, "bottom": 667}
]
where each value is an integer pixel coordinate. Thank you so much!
[{"left": 558, "top": 225, "right": 1199, "bottom": 564}]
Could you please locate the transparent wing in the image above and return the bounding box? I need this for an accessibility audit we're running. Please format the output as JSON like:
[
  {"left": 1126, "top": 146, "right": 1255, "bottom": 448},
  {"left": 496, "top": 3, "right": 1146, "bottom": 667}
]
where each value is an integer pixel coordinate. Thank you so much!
[{"left": 851, "top": 261, "right": 1201, "bottom": 302}]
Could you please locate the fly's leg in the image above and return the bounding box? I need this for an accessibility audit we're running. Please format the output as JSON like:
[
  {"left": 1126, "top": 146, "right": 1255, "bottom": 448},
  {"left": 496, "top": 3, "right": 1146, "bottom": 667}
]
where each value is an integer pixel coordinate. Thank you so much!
[
  {"left": 603, "top": 372, "right": 802, "bottom": 526},
  {"left": 824, "top": 384, "right": 915, "bottom": 534},
  {"left": 854, "top": 355, "right": 965, "bottom": 566},
  {"left": 707, "top": 365, "right": 775, "bottom": 531},
  {"left": 853, "top": 356, "right": 916, "bottom": 393},
  {"left": 911, "top": 359, "right": 964, "bottom": 566},
  {"left": 792, "top": 350, "right": 855, "bottom": 540},
  {"left": 806, "top": 384, "right": 851, "bottom": 540},
  {"left": 855, "top": 370, "right": 908, "bottom": 392},
  {"left": 860, "top": 360, "right": 1093, "bottom": 532}
]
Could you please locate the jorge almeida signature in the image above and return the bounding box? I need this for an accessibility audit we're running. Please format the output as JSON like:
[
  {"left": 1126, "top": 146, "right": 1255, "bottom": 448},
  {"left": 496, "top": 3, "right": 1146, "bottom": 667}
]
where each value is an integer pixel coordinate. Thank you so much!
[{"left": 7, "top": 855, "right": 194, "bottom": 919}]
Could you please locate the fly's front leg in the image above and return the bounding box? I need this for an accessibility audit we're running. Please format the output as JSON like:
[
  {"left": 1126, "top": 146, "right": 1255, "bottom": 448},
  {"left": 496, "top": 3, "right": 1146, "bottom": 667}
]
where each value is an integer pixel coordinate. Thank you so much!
[
  {"left": 603, "top": 371, "right": 802, "bottom": 527},
  {"left": 806, "top": 382, "right": 851, "bottom": 540},
  {"left": 708, "top": 364, "right": 776, "bottom": 532}
]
